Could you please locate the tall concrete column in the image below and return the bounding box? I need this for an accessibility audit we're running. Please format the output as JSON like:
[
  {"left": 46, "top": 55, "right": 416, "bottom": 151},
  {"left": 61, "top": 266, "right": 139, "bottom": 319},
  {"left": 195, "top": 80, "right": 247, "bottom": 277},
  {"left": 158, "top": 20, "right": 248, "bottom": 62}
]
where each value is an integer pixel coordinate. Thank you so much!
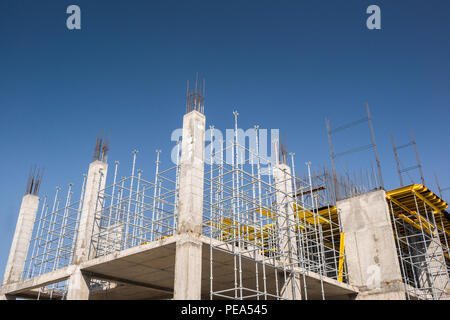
[
  {"left": 337, "top": 190, "right": 406, "bottom": 300},
  {"left": 273, "top": 163, "right": 301, "bottom": 300},
  {"left": 67, "top": 159, "right": 108, "bottom": 300},
  {"left": 2, "top": 194, "right": 40, "bottom": 286},
  {"left": 173, "top": 110, "right": 205, "bottom": 300}
]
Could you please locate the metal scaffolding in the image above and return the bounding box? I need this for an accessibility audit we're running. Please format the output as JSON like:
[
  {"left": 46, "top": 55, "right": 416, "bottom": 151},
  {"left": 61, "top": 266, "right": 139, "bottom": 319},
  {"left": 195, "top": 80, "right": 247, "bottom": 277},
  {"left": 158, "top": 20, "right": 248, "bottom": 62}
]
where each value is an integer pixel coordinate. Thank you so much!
[
  {"left": 90, "top": 147, "right": 181, "bottom": 258},
  {"left": 202, "top": 113, "right": 347, "bottom": 300},
  {"left": 16, "top": 103, "right": 450, "bottom": 301},
  {"left": 387, "top": 185, "right": 450, "bottom": 300},
  {"left": 22, "top": 178, "right": 87, "bottom": 299}
]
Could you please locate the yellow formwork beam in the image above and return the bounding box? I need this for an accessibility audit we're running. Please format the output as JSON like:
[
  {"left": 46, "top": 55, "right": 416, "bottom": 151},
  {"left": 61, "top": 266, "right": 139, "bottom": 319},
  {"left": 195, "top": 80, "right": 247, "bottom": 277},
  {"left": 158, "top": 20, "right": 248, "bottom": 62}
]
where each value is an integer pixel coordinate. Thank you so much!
[
  {"left": 255, "top": 203, "right": 333, "bottom": 226},
  {"left": 412, "top": 189, "right": 446, "bottom": 214},
  {"left": 293, "top": 203, "right": 330, "bottom": 225},
  {"left": 397, "top": 213, "right": 433, "bottom": 236},
  {"left": 209, "top": 218, "right": 275, "bottom": 241},
  {"left": 386, "top": 184, "right": 448, "bottom": 212},
  {"left": 387, "top": 191, "right": 450, "bottom": 238}
]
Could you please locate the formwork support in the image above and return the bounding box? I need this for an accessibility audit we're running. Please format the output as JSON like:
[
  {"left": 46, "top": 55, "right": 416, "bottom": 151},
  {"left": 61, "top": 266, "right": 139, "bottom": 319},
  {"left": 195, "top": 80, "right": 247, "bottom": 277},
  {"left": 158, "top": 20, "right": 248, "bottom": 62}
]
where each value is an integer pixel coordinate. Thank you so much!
[
  {"left": 2, "top": 194, "right": 40, "bottom": 290},
  {"left": 419, "top": 231, "right": 450, "bottom": 297},
  {"left": 173, "top": 110, "right": 206, "bottom": 300},
  {"left": 337, "top": 190, "right": 405, "bottom": 299}
]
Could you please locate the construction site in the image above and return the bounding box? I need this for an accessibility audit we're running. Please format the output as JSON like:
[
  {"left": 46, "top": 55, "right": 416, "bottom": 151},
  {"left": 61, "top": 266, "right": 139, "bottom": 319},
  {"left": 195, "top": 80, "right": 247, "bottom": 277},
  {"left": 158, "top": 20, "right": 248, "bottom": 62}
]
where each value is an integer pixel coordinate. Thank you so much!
[{"left": 0, "top": 77, "right": 449, "bottom": 300}]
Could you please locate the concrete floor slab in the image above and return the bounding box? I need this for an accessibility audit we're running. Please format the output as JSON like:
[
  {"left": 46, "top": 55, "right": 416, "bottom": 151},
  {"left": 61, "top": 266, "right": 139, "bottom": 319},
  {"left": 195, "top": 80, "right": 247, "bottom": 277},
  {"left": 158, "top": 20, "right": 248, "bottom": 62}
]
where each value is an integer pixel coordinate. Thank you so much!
[{"left": 76, "top": 235, "right": 357, "bottom": 300}]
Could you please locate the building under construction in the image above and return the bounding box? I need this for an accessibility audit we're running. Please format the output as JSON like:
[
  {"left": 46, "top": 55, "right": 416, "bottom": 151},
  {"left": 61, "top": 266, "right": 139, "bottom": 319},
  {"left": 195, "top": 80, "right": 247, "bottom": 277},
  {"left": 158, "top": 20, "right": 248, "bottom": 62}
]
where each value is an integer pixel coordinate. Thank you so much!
[{"left": 1, "top": 78, "right": 449, "bottom": 300}]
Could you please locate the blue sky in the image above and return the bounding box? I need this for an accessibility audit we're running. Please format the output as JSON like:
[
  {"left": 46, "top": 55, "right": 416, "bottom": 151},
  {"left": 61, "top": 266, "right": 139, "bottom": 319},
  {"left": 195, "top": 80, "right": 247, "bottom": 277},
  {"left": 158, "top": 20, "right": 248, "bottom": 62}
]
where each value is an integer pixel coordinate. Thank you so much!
[{"left": 1, "top": 0, "right": 449, "bottom": 281}]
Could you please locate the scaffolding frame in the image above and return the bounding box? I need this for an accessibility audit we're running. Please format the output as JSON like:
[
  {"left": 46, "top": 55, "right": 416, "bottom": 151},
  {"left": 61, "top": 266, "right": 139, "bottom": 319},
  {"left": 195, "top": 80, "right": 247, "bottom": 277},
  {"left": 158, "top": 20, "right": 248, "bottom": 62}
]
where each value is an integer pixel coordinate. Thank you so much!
[
  {"left": 90, "top": 146, "right": 181, "bottom": 258},
  {"left": 202, "top": 114, "right": 347, "bottom": 300},
  {"left": 22, "top": 177, "right": 87, "bottom": 299},
  {"left": 387, "top": 185, "right": 450, "bottom": 300}
]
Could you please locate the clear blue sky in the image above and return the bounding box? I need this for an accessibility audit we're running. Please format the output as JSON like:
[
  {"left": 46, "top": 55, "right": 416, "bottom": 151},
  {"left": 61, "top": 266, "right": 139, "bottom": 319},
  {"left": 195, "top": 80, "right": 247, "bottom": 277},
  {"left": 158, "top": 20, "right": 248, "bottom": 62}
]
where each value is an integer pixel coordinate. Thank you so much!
[{"left": 1, "top": 0, "right": 449, "bottom": 281}]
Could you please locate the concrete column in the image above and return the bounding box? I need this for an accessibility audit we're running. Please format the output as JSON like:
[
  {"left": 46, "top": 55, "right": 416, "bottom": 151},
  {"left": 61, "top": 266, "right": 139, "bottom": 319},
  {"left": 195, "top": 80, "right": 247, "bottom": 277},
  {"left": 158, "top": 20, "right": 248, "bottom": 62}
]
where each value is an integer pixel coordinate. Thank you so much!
[
  {"left": 337, "top": 190, "right": 406, "bottom": 300},
  {"left": 73, "top": 160, "right": 108, "bottom": 265},
  {"left": 273, "top": 163, "right": 301, "bottom": 300},
  {"left": 67, "top": 160, "right": 107, "bottom": 300},
  {"left": 66, "top": 267, "right": 91, "bottom": 300},
  {"left": 2, "top": 194, "right": 40, "bottom": 286},
  {"left": 173, "top": 110, "right": 205, "bottom": 300}
]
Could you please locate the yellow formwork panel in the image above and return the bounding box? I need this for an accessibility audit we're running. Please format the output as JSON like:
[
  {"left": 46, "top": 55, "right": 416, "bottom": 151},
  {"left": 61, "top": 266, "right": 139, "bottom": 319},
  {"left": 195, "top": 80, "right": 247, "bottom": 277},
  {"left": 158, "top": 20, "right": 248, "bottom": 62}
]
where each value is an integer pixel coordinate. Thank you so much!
[
  {"left": 386, "top": 184, "right": 448, "bottom": 212},
  {"left": 386, "top": 184, "right": 450, "bottom": 264},
  {"left": 386, "top": 184, "right": 450, "bottom": 237},
  {"left": 254, "top": 203, "right": 331, "bottom": 225}
]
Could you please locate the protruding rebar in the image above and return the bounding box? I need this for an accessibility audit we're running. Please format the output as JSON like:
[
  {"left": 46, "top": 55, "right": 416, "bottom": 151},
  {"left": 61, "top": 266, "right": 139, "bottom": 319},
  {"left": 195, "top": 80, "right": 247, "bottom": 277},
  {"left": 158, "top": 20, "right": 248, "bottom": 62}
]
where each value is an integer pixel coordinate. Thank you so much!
[
  {"left": 26, "top": 165, "right": 44, "bottom": 196},
  {"left": 93, "top": 131, "right": 110, "bottom": 163},
  {"left": 185, "top": 74, "right": 206, "bottom": 114}
]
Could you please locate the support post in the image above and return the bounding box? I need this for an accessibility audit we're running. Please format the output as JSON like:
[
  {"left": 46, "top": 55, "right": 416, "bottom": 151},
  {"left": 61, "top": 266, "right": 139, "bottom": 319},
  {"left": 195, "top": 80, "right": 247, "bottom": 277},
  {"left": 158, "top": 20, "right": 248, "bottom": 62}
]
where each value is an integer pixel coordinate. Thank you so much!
[
  {"left": 173, "top": 110, "right": 205, "bottom": 300},
  {"left": 67, "top": 160, "right": 108, "bottom": 300},
  {"left": 273, "top": 163, "right": 302, "bottom": 300},
  {"left": 337, "top": 190, "right": 405, "bottom": 299},
  {"left": 2, "top": 194, "right": 40, "bottom": 287},
  {"left": 66, "top": 267, "right": 91, "bottom": 300}
]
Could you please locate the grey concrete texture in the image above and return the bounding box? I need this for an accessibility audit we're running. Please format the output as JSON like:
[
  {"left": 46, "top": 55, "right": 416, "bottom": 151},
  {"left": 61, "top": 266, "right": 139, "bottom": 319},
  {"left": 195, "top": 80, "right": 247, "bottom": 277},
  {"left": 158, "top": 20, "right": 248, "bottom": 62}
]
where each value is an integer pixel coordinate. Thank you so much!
[
  {"left": 1, "top": 233, "right": 358, "bottom": 300},
  {"left": 73, "top": 160, "right": 108, "bottom": 265},
  {"left": 173, "top": 234, "right": 203, "bottom": 299},
  {"left": 177, "top": 111, "right": 206, "bottom": 235},
  {"left": 272, "top": 163, "right": 301, "bottom": 300},
  {"left": 174, "top": 111, "right": 206, "bottom": 300},
  {"left": 2, "top": 194, "right": 40, "bottom": 286},
  {"left": 338, "top": 190, "right": 406, "bottom": 300},
  {"left": 68, "top": 160, "right": 108, "bottom": 299}
]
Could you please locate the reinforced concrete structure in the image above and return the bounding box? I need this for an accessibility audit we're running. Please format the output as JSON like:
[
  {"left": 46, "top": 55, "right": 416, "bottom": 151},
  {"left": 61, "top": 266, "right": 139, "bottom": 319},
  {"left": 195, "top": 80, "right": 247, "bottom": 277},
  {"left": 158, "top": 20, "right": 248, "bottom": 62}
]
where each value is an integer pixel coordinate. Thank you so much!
[{"left": 1, "top": 79, "right": 449, "bottom": 300}]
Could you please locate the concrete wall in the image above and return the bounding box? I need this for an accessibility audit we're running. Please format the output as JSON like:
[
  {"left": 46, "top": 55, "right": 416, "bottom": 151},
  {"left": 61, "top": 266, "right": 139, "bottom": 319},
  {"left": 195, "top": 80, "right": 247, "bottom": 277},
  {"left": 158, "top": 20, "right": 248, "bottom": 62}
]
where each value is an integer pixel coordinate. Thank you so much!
[
  {"left": 337, "top": 190, "right": 406, "bottom": 300},
  {"left": 173, "top": 110, "right": 205, "bottom": 300},
  {"left": 2, "top": 194, "right": 40, "bottom": 286}
]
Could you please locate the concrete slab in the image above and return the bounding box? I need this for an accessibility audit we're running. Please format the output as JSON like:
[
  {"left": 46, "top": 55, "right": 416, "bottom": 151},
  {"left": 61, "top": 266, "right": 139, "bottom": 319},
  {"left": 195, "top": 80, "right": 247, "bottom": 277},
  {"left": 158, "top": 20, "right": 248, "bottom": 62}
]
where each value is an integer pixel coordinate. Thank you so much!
[
  {"left": 0, "top": 265, "right": 73, "bottom": 296},
  {"left": 77, "top": 235, "right": 357, "bottom": 300},
  {"left": 1, "top": 233, "right": 358, "bottom": 300}
]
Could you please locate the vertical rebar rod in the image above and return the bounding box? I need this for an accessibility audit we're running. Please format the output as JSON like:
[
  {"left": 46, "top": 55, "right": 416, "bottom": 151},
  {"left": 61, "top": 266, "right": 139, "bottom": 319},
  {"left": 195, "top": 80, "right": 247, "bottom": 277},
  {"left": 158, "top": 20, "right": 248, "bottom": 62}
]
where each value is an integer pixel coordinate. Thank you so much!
[
  {"left": 410, "top": 127, "right": 425, "bottom": 185},
  {"left": 326, "top": 118, "right": 339, "bottom": 201},
  {"left": 366, "top": 103, "right": 384, "bottom": 189}
]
